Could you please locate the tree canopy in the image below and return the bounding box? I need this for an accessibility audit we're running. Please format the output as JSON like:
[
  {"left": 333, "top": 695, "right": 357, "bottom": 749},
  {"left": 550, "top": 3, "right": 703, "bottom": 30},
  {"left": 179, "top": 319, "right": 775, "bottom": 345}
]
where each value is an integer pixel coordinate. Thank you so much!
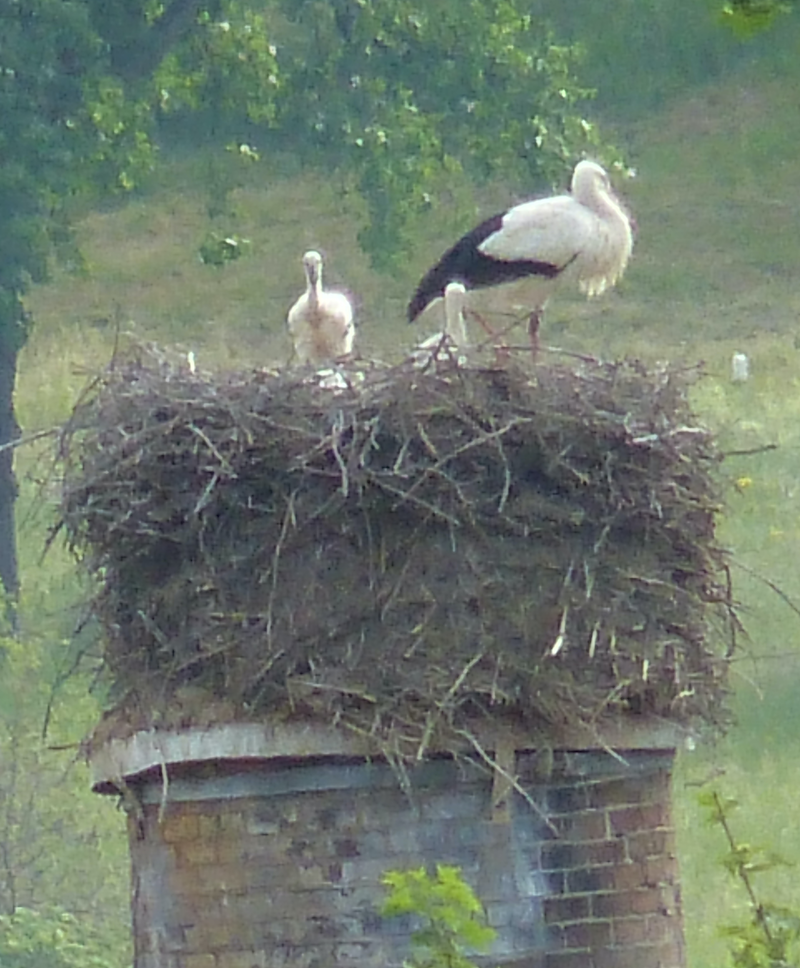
[
  {"left": 0, "top": 0, "right": 606, "bottom": 600},
  {"left": 151, "top": 0, "right": 607, "bottom": 264},
  {"left": 3, "top": 0, "right": 604, "bottom": 290}
]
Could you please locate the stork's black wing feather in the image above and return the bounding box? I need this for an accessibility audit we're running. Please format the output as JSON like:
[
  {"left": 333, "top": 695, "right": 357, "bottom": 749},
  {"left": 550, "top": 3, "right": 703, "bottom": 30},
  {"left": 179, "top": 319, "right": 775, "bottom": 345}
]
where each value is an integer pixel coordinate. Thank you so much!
[{"left": 407, "top": 212, "right": 562, "bottom": 321}]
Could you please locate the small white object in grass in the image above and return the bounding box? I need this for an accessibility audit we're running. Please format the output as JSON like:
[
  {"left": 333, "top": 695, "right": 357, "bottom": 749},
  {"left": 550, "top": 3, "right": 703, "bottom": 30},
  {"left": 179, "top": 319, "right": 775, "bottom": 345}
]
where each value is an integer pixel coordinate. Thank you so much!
[
  {"left": 187, "top": 351, "right": 196, "bottom": 374},
  {"left": 731, "top": 352, "right": 750, "bottom": 383}
]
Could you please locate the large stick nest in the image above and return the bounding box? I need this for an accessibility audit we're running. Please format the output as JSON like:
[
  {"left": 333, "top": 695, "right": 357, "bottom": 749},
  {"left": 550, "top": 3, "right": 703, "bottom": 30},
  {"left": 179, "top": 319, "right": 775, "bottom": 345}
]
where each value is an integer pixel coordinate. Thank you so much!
[{"left": 58, "top": 345, "right": 734, "bottom": 755}]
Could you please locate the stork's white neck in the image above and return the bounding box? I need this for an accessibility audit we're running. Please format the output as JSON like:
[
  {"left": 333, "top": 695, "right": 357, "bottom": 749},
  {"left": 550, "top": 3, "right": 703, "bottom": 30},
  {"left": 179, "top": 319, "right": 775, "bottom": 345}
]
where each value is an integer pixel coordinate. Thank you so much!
[
  {"left": 571, "top": 168, "right": 627, "bottom": 231},
  {"left": 601, "top": 192, "right": 628, "bottom": 231},
  {"left": 306, "top": 268, "right": 322, "bottom": 306}
]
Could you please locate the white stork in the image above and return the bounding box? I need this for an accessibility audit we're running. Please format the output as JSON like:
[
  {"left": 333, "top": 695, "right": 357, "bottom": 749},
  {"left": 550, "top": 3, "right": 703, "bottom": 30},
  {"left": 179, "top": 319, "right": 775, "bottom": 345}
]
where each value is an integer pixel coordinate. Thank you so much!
[
  {"left": 287, "top": 250, "right": 355, "bottom": 365},
  {"left": 407, "top": 160, "right": 634, "bottom": 354}
]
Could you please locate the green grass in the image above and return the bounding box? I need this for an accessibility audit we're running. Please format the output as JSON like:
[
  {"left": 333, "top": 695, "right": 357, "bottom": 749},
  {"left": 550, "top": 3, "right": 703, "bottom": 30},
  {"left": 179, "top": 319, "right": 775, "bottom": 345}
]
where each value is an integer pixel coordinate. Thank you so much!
[{"left": 16, "top": 53, "right": 800, "bottom": 968}]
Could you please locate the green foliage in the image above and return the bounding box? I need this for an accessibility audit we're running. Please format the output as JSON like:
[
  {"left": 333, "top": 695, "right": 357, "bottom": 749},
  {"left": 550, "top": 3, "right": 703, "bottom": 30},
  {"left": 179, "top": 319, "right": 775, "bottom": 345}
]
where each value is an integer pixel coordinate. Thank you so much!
[
  {"left": 0, "top": 906, "right": 119, "bottom": 968},
  {"left": 721, "top": 910, "right": 800, "bottom": 968},
  {"left": 80, "top": 77, "right": 157, "bottom": 193},
  {"left": 720, "top": 0, "right": 793, "bottom": 36},
  {"left": 701, "top": 789, "right": 800, "bottom": 967},
  {"left": 0, "top": 0, "right": 157, "bottom": 353},
  {"left": 0, "top": 623, "right": 129, "bottom": 958},
  {"left": 198, "top": 232, "right": 251, "bottom": 265},
  {"left": 1, "top": 0, "right": 611, "bottom": 309},
  {"left": 381, "top": 865, "right": 496, "bottom": 968},
  {"left": 192, "top": 143, "right": 260, "bottom": 260},
  {"left": 272, "top": 0, "right": 612, "bottom": 267},
  {"left": 154, "top": 2, "right": 281, "bottom": 128}
]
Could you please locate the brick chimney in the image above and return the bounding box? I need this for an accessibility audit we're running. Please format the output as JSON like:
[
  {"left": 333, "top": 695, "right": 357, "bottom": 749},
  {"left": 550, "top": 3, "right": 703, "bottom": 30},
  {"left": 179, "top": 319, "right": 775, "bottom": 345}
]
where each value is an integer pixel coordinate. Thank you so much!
[{"left": 91, "top": 718, "right": 686, "bottom": 968}]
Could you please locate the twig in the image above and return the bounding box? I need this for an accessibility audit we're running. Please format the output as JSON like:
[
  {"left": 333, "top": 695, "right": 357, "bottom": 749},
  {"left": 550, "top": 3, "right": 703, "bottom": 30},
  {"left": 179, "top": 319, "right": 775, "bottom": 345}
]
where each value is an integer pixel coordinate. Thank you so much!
[
  {"left": 193, "top": 471, "right": 220, "bottom": 515},
  {"left": 721, "top": 443, "right": 779, "bottom": 459},
  {"left": 369, "top": 475, "right": 461, "bottom": 526},
  {"left": 454, "top": 727, "right": 559, "bottom": 837},
  {"left": 733, "top": 559, "right": 800, "bottom": 622},
  {"left": 188, "top": 422, "right": 235, "bottom": 475},
  {"left": 329, "top": 409, "right": 350, "bottom": 497},
  {"left": 265, "top": 491, "right": 297, "bottom": 646},
  {"left": 398, "top": 416, "right": 533, "bottom": 506},
  {"left": 157, "top": 755, "right": 170, "bottom": 826},
  {"left": 712, "top": 790, "right": 774, "bottom": 945},
  {"left": 417, "top": 651, "right": 486, "bottom": 760},
  {"left": 0, "top": 426, "right": 60, "bottom": 454}
]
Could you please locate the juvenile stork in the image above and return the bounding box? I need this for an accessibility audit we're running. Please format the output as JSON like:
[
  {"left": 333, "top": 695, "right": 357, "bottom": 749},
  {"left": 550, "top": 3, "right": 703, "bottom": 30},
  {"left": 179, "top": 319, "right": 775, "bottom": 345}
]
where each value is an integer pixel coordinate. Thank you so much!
[
  {"left": 407, "top": 160, "right": 633, "bottom": 354},
  {"left": 287, "top": 250, "right": 355, "bottom": 365},
  {"left": 407, "top": 281, "right": 469, "bottom": 368},
  {"left": 443, "top": 281, "right": 468, "bottom": 349}
]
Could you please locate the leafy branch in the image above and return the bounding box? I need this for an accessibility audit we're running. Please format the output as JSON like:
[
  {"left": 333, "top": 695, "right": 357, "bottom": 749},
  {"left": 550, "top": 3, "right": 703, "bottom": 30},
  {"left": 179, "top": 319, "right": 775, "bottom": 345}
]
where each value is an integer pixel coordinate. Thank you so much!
[
  {"left": 381, "top": 864, "right": 496, "bottom": 968},
  {"left": 701, "top": 788, "right": 800, "bottom": 967}
]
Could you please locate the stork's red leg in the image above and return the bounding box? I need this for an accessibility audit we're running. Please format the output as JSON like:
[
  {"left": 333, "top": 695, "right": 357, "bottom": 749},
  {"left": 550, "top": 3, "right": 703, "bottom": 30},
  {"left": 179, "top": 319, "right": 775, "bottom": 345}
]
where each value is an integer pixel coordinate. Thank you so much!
[
  {"left": 465, "top": 309, "right": 508, "bottom": 366},
  {"left": 528, "top": 310, "right": 541, "bottom": 361},
  {"left": 468, "top": 309, "right": 495, "bottom": 338}
]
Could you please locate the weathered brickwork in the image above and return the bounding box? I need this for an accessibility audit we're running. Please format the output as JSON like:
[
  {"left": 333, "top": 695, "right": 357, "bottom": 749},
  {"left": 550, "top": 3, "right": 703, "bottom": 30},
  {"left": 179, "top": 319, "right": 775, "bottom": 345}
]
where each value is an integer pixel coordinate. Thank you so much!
[
  {"left": 125, "top": 747, "right": 683, "bottom": 968},
  {"left": 525, "top": 754, "right": 683, "bottom": 968}
]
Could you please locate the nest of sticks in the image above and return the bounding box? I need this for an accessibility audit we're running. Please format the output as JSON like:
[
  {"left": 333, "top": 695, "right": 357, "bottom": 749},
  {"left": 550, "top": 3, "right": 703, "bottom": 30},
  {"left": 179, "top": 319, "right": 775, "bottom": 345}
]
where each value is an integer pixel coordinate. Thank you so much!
[{"left": 58, "top": 343, "right": 735, "bottom": 756}]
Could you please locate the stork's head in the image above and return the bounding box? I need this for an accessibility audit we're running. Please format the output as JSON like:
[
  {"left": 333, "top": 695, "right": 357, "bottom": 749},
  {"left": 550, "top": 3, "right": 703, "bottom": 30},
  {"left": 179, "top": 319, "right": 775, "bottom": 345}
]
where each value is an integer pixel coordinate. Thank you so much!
[
  {"left": 302, "top": 250, "right": 323, "bottom": 287},
  {"left": 570, "top": 160, "right": 611, "bottom": 203}
]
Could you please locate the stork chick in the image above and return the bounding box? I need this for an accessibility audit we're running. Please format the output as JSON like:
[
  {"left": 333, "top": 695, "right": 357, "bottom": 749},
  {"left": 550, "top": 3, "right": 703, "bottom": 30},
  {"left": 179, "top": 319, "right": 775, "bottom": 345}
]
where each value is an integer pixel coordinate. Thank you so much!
[
  {"left": 443, "top": 281, "right": 468, "bottom": 350},
  {"left": 407, "top": 281, "right": 470, "bottom": 369},
  {"left": 287, "top": 250, "right": 355, "bottom": 365},
  {"left": 408, "top": 160, "right": 633, "bottom": 355}
]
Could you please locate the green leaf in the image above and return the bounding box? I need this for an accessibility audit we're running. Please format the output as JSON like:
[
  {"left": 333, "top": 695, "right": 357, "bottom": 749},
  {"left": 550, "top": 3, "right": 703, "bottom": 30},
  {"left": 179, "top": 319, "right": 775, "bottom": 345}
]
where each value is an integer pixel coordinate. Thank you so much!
[{"left": 381, "top": 864, "right": 496, "bottom": 968}]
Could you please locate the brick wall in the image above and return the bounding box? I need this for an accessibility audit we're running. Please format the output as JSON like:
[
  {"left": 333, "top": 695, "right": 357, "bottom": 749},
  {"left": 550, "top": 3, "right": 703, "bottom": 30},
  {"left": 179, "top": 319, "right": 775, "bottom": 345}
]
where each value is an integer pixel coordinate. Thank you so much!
[
  {"left": 527, "top": 754, "right": 683, "bottom": 968},
  {"left": 124, "top": 747, "right": 683, "bottom": 968}
]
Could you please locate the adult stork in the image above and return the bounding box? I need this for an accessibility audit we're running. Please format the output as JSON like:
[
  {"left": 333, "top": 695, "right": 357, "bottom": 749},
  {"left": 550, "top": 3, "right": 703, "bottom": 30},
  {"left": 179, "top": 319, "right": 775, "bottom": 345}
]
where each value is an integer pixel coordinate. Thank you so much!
[
  {"left": 407, "top": 160, "right": 634, "bottom": 354},
  {"left": 287, "top": 250, "right": 355, "bottom": 365}
]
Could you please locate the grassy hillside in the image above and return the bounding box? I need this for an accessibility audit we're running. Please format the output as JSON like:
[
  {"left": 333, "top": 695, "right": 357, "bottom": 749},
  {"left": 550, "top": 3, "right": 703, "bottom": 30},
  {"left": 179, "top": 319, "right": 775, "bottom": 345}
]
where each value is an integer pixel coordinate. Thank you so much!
[{"left": 17, "top": 49, "right": 800, "bottom": 968}]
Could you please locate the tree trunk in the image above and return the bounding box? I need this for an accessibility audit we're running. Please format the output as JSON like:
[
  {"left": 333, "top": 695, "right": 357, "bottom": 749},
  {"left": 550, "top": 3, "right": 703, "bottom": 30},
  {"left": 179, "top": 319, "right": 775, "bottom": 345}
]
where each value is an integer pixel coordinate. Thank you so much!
[
  {"left": 0, "top": 341, "right": 20, "bottom": 619},
  {"left": 106, "top": 0, "right": 210, "bottom": 81}
]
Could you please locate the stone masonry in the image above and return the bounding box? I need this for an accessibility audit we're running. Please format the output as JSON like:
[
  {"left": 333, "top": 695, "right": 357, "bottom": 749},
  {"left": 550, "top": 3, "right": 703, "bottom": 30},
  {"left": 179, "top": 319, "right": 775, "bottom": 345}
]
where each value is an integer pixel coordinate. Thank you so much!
[{"left": 112, "top": 732, "right": 684, "bottom": 968}]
